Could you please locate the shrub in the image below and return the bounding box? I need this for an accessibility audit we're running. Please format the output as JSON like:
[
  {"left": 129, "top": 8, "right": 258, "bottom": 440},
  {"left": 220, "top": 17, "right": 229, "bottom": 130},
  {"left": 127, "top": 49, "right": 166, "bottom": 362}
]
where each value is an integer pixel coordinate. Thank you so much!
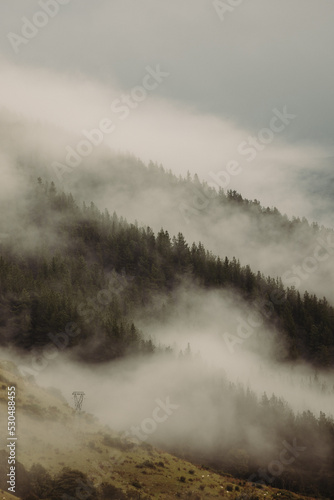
[
  {"left": 28, "top": 462, "right": 53, "bottom": 498},
  {"left": 100, "top": 483, "right": 126, "bottom": 499},
  {"left": 50, "top": 467, "right": 98, "bottom": 500},
  {"left": 131, "top": 480, "right": 142, "bottom": 489},
  {"left": 141, "top": 460, "right": 156, "bottom": 469}
]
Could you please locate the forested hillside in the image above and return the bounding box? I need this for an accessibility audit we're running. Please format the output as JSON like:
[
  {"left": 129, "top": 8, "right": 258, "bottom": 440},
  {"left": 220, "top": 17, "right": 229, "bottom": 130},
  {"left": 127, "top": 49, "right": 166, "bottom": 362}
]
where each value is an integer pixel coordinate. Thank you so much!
[
  {"left": 2, "top": 3, "right": 334, "bottom": 498},
  {"left": 0, "top": 178, "right": 333, "bottom": 367},
  {"left": 0, "top": 178, "right": 334, "bottom": 498}
]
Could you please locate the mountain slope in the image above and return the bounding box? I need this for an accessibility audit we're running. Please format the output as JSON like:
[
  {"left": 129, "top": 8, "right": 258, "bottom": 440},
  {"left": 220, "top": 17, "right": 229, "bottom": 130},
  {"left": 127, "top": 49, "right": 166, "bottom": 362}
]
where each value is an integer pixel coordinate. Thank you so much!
[
  {"left": 0, "top": 359, "right": 317, "bottom": 500},
  {"left": 0, "top": 180, "right": 333, "bottom": 367}
]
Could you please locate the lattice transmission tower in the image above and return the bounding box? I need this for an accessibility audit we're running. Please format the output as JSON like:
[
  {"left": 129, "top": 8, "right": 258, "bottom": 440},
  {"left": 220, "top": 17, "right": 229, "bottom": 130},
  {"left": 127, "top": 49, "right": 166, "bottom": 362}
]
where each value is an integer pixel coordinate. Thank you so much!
[{"left": 72, "top": 391, "right": 85, "bottom": 412}]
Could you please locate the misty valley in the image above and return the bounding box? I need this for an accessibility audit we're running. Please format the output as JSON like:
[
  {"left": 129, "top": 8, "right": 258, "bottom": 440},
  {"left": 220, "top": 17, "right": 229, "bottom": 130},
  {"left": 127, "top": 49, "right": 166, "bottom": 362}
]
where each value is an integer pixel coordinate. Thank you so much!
[
  {"left": 0, "top": 151, "right": 333, "bottom": 499},
  {"left": 2, "top": 2, "right": 334, "bottom": 498}
]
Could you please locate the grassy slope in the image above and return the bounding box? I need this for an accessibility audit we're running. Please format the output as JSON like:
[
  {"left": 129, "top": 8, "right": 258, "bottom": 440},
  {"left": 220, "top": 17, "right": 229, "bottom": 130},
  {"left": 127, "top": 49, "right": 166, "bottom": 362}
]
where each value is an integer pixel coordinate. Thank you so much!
[{"left": 0, "top": 360, "right": 316, "bottom": 500}]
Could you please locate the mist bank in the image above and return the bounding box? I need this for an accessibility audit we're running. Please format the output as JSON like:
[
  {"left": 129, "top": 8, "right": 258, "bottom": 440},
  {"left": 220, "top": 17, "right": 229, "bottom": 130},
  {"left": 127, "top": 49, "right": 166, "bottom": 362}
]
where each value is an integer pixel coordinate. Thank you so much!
[
  {"left": 6, "top": 346, "right": 333, "bottom": 497},
  {"left": 4, "top": 281, "right": 333, "bottom": 485},
  {"left": 0, "top": 174, "right": 333, "bottom": 370},
  {"left": 1, "top": 105, "right": 334, "bottom": 306}
]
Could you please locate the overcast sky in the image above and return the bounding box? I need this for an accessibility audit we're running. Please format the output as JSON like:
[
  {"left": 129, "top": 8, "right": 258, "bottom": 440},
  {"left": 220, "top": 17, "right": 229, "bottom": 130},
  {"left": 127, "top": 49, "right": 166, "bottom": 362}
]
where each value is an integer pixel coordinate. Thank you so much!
[{"left": 1, "top": 0, "right": 333, "bottom": 222}]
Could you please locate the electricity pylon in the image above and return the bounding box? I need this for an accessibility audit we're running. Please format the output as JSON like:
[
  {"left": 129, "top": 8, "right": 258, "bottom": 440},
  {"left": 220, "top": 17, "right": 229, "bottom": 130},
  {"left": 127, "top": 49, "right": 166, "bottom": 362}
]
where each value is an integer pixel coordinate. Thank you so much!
[{"left": 72, "top": 391, "right": 85, "bottom": 412}]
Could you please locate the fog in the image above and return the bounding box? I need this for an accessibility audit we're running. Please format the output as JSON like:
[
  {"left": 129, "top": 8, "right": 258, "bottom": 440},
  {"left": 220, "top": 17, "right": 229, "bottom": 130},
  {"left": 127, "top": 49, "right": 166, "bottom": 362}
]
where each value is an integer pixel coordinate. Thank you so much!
[
  {"left": 35, "top": 283, "right": 334, "bottom": 415},
  {"left": 1, "top": 101, "right": 334, "bottom": 305},
  {"left": 7, "top": 281, "right": 332, "bottom": 458},
  {"left": 0, "top": 58, "right": 332, "bottom": 223},
  {"left": 1, "top": 2, "right": 334, "bottom": 496}
]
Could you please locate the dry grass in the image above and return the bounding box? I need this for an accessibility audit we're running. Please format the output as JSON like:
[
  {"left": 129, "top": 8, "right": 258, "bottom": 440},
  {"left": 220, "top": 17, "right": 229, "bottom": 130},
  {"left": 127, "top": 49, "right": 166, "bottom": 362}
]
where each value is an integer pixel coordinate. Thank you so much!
[{"left": 0, "top": 361, "right": 316, "bottom": 500}]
